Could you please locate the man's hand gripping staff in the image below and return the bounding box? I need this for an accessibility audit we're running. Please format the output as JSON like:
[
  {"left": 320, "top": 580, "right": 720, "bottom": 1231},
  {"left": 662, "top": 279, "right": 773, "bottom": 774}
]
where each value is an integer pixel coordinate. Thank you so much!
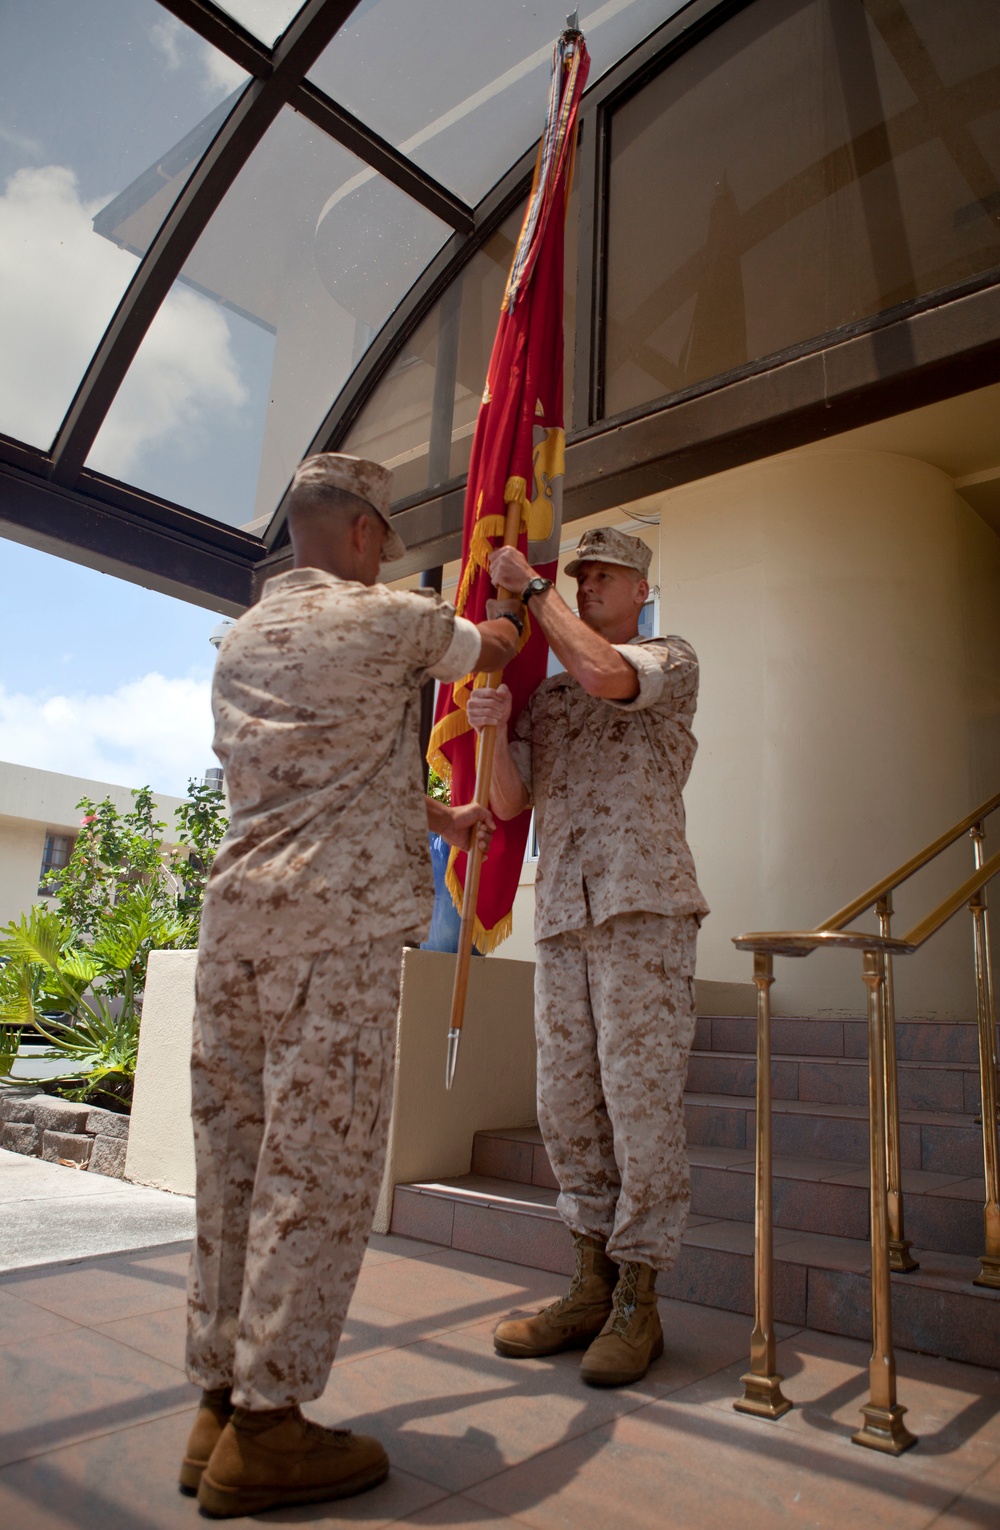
[{"left": 444, "top": 505, "right": 525, "bottom": 1090}]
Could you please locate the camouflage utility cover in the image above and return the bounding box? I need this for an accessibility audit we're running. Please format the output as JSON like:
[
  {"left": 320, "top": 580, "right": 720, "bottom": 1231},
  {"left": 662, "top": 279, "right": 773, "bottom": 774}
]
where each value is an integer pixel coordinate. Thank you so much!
[
  {"left": 564, "top": 526, "right": 652, "bottom": 578},
  {"left": 199, "top": 568, "right": 480, "bottom": 958},
  {"left": 510, "top": 635, "right": 709, "bottom": 940}
]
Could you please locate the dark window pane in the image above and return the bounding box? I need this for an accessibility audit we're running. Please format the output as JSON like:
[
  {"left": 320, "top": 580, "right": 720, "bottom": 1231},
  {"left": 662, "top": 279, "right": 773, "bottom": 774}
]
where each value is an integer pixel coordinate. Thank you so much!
[
  {"left": 39, "top": 832, "right": 75, "bottom": 894},
  {"left": 343, "top": 189, "right": 579, "bottom": 501},
  {"left": 87, "top": 109, "right": 449, "bottom": 530},
  {"left": 602, "top": 0, "right": 1000, "bottom": 418},
  {"left": 0, "top": 0, "right": 249, "bottom": 451},
  {"left": 309, "top": 1, "right": 686, "bottom": 203}
]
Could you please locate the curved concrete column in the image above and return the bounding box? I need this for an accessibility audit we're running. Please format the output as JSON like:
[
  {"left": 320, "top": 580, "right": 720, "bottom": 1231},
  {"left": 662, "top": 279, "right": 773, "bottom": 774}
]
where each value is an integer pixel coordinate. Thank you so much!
[{"left": 659, "top": 447, "right": 1000, "bottom": 1018}]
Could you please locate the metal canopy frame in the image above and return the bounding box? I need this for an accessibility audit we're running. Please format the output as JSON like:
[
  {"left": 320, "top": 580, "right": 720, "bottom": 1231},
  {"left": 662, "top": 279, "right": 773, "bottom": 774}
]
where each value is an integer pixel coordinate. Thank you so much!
[{"left": 2, "top": 0, "right": 999, "bottom": 610}]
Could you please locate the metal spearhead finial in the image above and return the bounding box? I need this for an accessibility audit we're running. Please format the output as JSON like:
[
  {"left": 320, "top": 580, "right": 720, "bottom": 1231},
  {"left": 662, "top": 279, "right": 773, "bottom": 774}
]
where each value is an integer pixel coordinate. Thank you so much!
[
  {"left": 566, "top": 9, "right": 580, "bottom": 33},
  {"left": 445, "top": 1028, "right": 461, "bottom": 1091}
]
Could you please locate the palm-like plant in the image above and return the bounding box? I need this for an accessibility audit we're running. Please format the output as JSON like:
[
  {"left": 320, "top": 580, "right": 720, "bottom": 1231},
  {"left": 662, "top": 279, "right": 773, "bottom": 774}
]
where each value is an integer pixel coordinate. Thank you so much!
[{"left": 0, "top": 890, "right": 195, "bottom": 1106}]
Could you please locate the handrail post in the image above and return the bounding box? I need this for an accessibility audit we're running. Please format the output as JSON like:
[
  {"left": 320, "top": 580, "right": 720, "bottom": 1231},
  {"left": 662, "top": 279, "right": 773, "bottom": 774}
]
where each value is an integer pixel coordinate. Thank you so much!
[
  {"left": 734, "top": 950, "right": 792, "bottom": 1420},
  {"left": 970, "top": 824, "right": 1000, "bottom": 1289},
  {"left": 853, "top": 950, "right": 916, "bottom": 1454},
  {"left": 875, "top": 894, "right": 917, "bottom": 1272}
]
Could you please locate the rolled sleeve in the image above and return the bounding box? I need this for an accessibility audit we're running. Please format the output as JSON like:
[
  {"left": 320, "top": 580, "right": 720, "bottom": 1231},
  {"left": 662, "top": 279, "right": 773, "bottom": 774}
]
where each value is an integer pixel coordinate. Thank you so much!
[
  {"left": 606, "top": 637, "right": 698, "bottom": 713},
  {"left": 427, "top": 616, "right": 482, "bottom": 683}
]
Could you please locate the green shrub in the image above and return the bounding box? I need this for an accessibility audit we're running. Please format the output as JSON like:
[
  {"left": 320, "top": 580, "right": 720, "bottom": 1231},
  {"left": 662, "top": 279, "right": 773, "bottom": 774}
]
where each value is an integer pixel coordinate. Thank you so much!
[{"left": 1, "top": 779, "right": 226, "bottom": 1108}]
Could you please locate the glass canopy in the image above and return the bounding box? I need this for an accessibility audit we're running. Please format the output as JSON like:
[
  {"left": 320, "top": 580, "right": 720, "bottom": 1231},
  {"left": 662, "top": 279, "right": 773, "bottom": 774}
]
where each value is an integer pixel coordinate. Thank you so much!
[
  {"left": 0, "top": 0, "right": 248, "bottom": 453},
  {"left": 88, "top": 107, "right": 449, "bottom": 528},
  {"left": 1, "top": 0, "right": 997, "bottom": 610},
  {"left": 309, "top": 0, "right": 684, "bottom": 204}
]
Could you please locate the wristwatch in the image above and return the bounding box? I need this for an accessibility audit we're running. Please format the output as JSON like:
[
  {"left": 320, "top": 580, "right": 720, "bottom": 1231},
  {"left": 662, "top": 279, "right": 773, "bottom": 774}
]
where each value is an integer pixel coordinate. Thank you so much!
[{"left": 521, "top": 576, "right": 553, "bottom": 603}]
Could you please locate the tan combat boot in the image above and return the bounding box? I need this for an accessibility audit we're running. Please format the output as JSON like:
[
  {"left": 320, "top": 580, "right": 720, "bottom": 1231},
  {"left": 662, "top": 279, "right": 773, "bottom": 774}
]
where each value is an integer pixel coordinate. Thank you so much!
[
  {"left": 579, "top": 1261, "right": 664, "bottom": 1386},
  {"left": 197, "top": 1404, "right": 389, "bottom": 1518},
  {"left": 494, "top": 1234, "right": 617, "bottom": 1358},
  {"left": 179, "top": 1386, "right": 233, "bottom": 1494}
]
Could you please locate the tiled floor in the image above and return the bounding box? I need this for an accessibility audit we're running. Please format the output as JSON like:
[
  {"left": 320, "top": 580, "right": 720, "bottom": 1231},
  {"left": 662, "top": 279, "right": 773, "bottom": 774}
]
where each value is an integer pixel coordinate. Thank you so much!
[{"left": 2, "top": 1233, "right": 1000, "bottom": 1527}]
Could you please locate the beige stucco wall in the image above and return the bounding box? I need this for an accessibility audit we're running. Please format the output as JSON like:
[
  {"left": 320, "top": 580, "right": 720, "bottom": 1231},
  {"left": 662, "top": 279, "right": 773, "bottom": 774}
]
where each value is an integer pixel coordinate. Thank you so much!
[
  {"left": 126, "top": 948, "right": 198, "bottom": 1194},
  {"left": 127, "top": 947, "right": 540, "bottom": 1210},
  {"left": 651, "top": 448, "right": 1000, "bottom": 1018}
]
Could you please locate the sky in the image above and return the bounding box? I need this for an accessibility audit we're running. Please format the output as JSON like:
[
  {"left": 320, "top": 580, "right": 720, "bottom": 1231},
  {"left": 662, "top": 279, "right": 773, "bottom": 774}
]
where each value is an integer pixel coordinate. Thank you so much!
[{"left": 0, "top": 537, "right": 225, "bottom": 799}]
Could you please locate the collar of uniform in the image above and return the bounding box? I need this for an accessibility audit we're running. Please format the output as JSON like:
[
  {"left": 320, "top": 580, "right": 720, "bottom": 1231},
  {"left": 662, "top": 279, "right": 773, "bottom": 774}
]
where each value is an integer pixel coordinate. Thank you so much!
[{"left": 261, "top": 567, "right": 350, "bottom": 598}]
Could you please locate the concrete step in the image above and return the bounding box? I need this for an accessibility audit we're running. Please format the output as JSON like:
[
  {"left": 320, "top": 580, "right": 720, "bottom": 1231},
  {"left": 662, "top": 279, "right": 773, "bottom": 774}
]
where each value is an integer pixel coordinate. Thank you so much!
[
  {"left": 694, "top": 1014, "right": 991, "bottom": 1065},
  {"left": 469, "top": 1127, "right": 990, "bottom": 1256},
  {"left": 474, "top": 1093, "right": 990, "bottom": 1181},
  {"left": 684, "top": 1092, "right": 987, "bottom": 1176},
  {"left": 685, "top": 1049, "right": 981, "bottom": 1114},
  {"left": 389, "top": 1174, "right": 1000, "bottom": 1370}
]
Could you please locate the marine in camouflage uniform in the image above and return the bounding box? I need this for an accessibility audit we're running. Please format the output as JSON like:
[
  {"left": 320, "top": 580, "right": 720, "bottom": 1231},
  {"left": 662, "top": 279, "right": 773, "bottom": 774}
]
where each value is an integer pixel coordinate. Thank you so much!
[
  {"left": 180, "top": 454, "right": 516, "bottom": 1517},
  {"left": 467, "top": 526, "right": 708, "bottom": 1388}
]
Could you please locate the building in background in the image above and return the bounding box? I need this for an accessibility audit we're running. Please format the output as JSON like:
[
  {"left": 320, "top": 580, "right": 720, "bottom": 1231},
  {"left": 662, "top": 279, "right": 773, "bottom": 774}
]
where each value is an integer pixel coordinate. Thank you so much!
[{"left": 0, "top": 761, "right": 187, "bottom": 928}]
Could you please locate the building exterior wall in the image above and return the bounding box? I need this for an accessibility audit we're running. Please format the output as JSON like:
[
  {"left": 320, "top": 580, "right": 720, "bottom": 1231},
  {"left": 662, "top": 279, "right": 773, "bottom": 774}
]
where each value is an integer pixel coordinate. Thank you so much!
[
  {"left": 0, "top": 761, "right": 185, "bottom": 927},
  {"left": 489, "top": 447, "right": 1000, "bottom": 1020}
]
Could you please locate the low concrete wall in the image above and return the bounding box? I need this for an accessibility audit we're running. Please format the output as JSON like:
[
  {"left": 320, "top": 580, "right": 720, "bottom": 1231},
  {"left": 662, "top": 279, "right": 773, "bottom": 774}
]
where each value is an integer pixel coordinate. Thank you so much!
[
  {"left": 126, "top": 947, "right": 539, "bottom": 1210},
  {"left": 126, "top": 948, "right": 198, "bottom": 1195}
]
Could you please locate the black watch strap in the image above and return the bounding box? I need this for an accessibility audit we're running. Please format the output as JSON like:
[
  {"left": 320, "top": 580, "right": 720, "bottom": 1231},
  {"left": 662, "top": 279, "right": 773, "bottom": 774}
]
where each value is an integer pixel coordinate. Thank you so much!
[{"left": 521, "top": 577, "right": 553, "bottom": 603}]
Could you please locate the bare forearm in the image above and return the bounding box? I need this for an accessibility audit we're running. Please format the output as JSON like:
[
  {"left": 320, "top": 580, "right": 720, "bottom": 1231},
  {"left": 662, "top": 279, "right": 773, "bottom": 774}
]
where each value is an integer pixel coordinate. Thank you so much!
[
  {"left": 425, "top": 796, "right": 451, "bottom": 837},
  {"left": 486, "top": 730, "right": 530, "bottom": 820},
  {"left": 529, "top": 588, "right": 638, "bottom": 699},
  {"left": 475, "top": 618, "right": 520, "bottom": 672}
]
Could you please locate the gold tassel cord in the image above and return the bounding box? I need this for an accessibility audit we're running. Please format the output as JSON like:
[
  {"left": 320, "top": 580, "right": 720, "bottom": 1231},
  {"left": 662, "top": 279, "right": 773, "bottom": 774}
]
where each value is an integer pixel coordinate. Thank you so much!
[{"left": 443, "top": 853, "right": 515, "bottom": 954}]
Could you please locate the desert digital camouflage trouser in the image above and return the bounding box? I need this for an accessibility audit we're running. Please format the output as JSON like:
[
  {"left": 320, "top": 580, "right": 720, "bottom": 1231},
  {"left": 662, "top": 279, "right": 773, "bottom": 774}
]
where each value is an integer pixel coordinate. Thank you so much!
[
  {"left": 534, "top": 911, "right": 699, "bottom": 1270},
  {"left": 186, "top": 936, "right": 402, "bottom": 1410}
]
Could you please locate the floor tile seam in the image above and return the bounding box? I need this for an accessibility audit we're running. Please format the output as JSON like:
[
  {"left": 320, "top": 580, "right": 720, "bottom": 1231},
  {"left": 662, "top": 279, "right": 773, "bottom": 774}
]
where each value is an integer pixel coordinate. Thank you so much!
[
  {"left": 922, "top": 1453, "right": 1000, "bottom": 1527},
  {"left": 394, "top": 1482, "right": 541, "bottom": 1529},
  {"left": 375, "top": 1244, "right": 459, "bottom": 1264},
  {"left": 86, "top": 1317, "right": 192, "bottom": 1368},
  {"left": 1, "top": 1292, "right": 189, "bottom": 1326},
  {"left": 412, "top": 1383, "right": 662, "bottom": 1499},
  {"left": 0, "top": 1397, "right": 196, "bottom": 1473},
  {"left": 332, "top": 1308, "right": 523, "bottom": 1370}
]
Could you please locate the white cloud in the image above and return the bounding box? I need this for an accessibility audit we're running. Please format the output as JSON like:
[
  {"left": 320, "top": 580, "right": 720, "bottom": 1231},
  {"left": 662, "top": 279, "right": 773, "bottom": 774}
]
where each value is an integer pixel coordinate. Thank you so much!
[
  {"left": 0, "top": 673, "right": 216, "bottom": 799},
  {"left": 150, "top": 13, "right": 246, "bottom": 97},
  {"left": 150, "top": 15, "right": 184, "bottom": 70},
  {"left": 0, "top": 163, "right": 248, "bottom": 473},
  {"left": 89, "top": 284, "right": 249, "bottom": 479},
  {"left": 0, "top": 124, "right": 45, "bottom": 157},
  {"left": 200, "top": 47, "right": 248, "bottom": 97}
]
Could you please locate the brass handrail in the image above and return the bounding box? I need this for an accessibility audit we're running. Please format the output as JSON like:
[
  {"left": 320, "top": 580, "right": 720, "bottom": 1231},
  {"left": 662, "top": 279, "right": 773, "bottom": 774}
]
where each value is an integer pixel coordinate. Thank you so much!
[
  {"left": 732, "top": 795, "right": 1000, "bottom": 1457},
  {"left": 819, "top": 790, "right": 1000, "bottom": 933},
  {"left": 735, "top": 846, "right": 1000, "bottom": 956}
]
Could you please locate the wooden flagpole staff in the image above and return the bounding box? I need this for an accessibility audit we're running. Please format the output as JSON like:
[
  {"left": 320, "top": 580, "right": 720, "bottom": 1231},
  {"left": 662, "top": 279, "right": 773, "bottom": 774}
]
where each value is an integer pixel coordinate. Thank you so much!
[{"left": 445, "top": 498, "right": 523, "bottom": 1090}]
